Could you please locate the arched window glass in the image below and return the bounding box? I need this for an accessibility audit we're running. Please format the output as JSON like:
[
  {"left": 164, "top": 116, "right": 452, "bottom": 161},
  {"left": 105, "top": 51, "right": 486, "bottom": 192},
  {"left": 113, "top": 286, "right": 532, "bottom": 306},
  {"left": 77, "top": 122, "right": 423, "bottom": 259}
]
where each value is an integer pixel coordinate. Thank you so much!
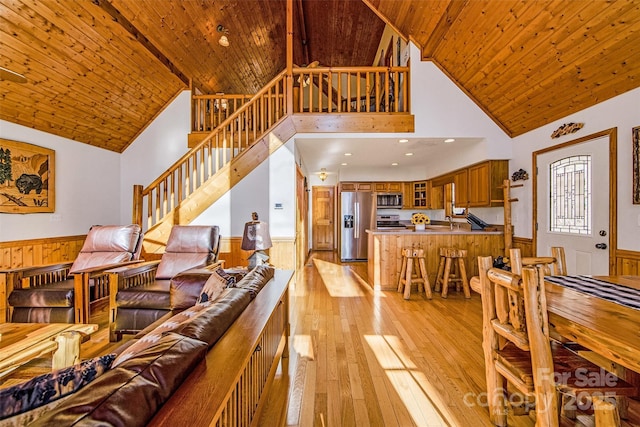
[{"left": 549, "top": 155, "right": 591, "bottom": 234}]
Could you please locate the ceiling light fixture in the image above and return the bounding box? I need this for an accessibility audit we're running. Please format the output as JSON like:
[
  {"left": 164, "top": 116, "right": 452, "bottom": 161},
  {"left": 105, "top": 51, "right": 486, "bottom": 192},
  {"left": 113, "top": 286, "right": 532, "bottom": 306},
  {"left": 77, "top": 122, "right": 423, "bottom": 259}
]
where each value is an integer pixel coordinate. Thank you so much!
[
  {"left": 318, "top": 168, "right": 328, "bottom": 181},
  {"left": 405, "top": 152, "right": 414, "bottom": 156},
  {"left": 444, "top": 138, "right": 455, "bottom": 143},
  {"left": 341, "top": 163, "right": 348, "bottom": 166},
  {"left": 399, "top": 139, "right": 409, "bottom": 143},
  {"left": 344, "top": 152, "right": 352, "bottom": 156},
  {"left": 217, "top": 25, "right": 229, "bottom": 47},
  {"left": 391, "top": 162, "right": 398, "bottom": 166}
]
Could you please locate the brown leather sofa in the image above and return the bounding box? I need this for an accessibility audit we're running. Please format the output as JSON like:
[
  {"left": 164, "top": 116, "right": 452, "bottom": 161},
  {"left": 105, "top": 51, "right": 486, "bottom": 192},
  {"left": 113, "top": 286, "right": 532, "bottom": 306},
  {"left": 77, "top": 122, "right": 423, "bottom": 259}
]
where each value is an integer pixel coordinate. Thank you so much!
[
  {"left": 107, "top": 225, "right": 220, "bottom": 341},
  {"left": 0, "top": 265, "right": 277, "bottom": 427},
  {"left": 5, "top": 225, "right": 143, "bottom": 323}
]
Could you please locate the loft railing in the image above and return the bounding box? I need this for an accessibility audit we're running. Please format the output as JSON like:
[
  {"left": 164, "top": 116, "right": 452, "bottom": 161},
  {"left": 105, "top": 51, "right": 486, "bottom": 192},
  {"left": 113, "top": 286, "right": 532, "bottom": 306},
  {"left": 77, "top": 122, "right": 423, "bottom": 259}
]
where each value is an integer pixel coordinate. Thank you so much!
[
  {"left": 137, "top": 65, "right": 411, "bottom": 232},
  {"left": 134, "top": 70, "right": 288, "bottom": 230},
  {"left": 292, "top": 66, "right": 409, "bottom": 113},
  {"left": 192, "top": 93, "right": 252, "bottom": 132}
]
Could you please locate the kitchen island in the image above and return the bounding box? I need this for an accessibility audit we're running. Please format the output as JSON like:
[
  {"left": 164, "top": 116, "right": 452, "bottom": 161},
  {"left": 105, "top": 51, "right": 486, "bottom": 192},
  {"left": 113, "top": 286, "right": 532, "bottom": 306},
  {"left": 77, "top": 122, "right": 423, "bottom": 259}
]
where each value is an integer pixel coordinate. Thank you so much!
[{"left": 366, "top": 227, "right": 504, "bottom": 291}]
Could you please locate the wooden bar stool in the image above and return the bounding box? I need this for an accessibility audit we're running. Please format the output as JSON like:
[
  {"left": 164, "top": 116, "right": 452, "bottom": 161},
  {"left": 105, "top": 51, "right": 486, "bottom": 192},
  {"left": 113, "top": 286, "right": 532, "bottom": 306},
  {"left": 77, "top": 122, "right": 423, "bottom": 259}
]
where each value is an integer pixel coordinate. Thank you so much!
[
  {"left": 435, "top": 247, "right": 470, "bottom": 298},
  {"left": 397, "top": 248, "right": 432, "bottom": 300}
]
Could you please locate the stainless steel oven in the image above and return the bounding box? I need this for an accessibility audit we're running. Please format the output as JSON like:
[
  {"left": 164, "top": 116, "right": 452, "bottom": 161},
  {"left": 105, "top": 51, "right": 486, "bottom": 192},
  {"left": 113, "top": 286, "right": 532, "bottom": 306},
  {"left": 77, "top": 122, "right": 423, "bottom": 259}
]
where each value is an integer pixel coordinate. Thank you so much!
[{"left": 376, "top": 193, "right": 403, "bottom": 209}]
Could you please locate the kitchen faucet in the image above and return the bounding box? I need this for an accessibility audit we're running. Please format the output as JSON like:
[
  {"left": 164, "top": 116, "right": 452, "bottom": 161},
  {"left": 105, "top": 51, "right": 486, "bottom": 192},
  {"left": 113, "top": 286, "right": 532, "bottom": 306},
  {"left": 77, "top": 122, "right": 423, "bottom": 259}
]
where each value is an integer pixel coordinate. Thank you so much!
[{"left": 445, "top": 215, "right": 453, "bottom": 230}]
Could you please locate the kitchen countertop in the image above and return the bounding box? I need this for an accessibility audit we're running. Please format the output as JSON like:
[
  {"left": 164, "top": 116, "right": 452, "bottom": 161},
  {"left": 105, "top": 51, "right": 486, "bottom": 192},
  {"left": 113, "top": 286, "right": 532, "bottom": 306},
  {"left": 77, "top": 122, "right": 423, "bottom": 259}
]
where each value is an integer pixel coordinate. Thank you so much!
[{"left": 366, "top": 226, "right": 502, "bottom": 235}]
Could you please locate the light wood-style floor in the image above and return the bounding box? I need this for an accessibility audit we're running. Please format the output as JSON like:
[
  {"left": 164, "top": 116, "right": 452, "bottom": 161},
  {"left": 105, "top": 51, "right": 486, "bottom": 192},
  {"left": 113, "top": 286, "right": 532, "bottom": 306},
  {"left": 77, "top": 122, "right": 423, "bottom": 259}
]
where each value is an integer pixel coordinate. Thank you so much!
[
  {"left": 259, "top": 251, "right": 640, "bottom": 427},
  {"left": 3, "top": 251, "right": 638, "bottom": 427}
]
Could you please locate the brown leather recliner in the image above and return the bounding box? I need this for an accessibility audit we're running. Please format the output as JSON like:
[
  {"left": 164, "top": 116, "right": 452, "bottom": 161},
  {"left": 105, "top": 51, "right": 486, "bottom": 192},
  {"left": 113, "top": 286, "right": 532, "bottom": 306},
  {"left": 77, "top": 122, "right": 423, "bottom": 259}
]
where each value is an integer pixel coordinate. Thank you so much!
[
  {"left": 6, "top": 224, "right": 143, "bottom": 323},
  {"left": 108, "top": 225, "right": 220, "bottom": 341}
]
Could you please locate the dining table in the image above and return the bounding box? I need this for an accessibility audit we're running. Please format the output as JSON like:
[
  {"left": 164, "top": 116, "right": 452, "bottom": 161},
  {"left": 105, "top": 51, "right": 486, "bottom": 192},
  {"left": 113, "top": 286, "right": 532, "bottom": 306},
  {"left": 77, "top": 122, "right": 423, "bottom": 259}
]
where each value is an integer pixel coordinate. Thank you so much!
[{"left": 543, "top": 275, "right": 640, "bottom": 375}]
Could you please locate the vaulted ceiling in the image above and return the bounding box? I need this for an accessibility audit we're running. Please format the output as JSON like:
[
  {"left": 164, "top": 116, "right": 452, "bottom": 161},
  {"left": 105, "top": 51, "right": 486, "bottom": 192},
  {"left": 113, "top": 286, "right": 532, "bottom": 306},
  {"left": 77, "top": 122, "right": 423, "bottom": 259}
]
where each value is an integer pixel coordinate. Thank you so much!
[{"left": 1, "top": 1, "right": 639, "bottom": 153}]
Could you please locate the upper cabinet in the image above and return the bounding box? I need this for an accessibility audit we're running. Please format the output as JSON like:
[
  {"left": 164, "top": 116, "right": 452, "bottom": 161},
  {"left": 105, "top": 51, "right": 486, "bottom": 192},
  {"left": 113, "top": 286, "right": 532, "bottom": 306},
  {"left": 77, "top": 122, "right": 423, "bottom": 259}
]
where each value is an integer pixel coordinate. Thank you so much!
[
  {"left": 453, "top": 169, "right": 469, "bottom": 212},
  {"left": 412, "top": 181, "right": 428, "bottom": 208},
  {"left": 340, "top": 182, "right": 373, "bottom": 192},
  {"left": 467, "top": 160, "right": 509, "bottom": 207},
  {"left": 374, "top": 182, "right": 403, "bottom": 192}
]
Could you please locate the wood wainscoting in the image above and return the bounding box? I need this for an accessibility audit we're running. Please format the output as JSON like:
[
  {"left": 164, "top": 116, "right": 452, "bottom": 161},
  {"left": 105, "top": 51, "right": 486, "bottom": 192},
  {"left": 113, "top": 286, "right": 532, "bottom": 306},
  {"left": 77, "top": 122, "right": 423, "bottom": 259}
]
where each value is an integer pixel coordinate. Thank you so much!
[
  {"left": 0, "top": 234, "right": 86, "bottom": 323},
  {"left": 513, "top": 237, "right": 534, "bottom": 257},
  {"left": 615, "top": 249, "right": 640, "bottom": 275},
  {"left": 217, "top": 237, "right": 296, "bottom": 271},
  {"left": 0, "top": 235, "right": 86, "bottom": 270}
]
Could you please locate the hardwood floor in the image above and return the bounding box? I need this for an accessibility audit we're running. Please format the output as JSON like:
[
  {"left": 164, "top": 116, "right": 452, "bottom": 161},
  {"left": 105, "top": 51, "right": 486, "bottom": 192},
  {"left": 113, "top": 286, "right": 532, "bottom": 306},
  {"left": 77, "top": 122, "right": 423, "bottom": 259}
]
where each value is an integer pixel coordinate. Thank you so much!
[
  {"left": 260, "top": 251, "right": 640, "bottom": 427},
  {"left": 2, "top": 251, "right": 638, "bottom": 426}
]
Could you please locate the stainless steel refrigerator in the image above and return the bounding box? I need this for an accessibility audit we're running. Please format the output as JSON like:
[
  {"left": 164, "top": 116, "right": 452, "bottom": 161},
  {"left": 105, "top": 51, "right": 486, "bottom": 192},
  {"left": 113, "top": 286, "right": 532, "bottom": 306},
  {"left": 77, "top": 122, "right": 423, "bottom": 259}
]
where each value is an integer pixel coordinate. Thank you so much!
[{"left": 340, "top": 191, "right": 373, "bottom": 261}]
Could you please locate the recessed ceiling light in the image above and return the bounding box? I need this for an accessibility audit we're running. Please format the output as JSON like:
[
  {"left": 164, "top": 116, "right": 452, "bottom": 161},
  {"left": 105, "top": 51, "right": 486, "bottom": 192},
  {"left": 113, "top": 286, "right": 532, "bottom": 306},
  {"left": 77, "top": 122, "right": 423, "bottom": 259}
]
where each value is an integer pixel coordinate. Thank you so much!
[
  {"left": 341, "top": 162, "right": 348, "bottom": 166},
  {"left": 399, "top": 139, "right": 409, "bottom": 143},
  {"left": 405, "top": 152, "right": 414, "bottom": 156},
  {"left": 391, "top": 162, "right": 398, "bottom": 166},
  {"left": 444, "top": 138, "right": 455, "bottom": 143},
  {"left": 344, "top": 152, "right": 352, "bottom": 156}
]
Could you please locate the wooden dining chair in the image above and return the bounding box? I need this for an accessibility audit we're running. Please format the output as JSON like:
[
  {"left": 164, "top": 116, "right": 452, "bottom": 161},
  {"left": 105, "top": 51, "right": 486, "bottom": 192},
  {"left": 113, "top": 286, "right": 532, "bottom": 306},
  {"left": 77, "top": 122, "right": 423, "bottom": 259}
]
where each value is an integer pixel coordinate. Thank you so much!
[
  {"left": 478, "top": 256, "right": 636, "bottom": 427},
  {"left": 509, "top": 246, "right": 567, "bottom": 276}
]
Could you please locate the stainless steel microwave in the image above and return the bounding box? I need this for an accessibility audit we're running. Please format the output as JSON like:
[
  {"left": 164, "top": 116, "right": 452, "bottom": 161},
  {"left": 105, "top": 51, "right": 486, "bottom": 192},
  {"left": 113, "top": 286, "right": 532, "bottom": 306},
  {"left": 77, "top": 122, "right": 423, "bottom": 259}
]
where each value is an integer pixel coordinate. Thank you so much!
[{"left": 376, "top": 193, "right": 403, "bottom": 209}]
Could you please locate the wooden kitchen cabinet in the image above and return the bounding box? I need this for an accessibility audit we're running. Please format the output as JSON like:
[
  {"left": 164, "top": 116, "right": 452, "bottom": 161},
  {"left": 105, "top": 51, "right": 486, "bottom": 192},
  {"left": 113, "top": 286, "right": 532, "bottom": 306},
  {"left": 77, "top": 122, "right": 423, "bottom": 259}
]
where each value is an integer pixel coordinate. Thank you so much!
[
  {"left": 412, "top": 181, "right": 428, "bottom": 208},
  {"left": 453, "top": 169, "right": 468, "bottom": 210},
  {"left": 340, "top": 182, "right": 373, "bottom": 192},
  {"left": 430, "top": 183, "right": 444, "bottom": 209},
  {"left": 402, "top": 182, "right": 413, "bottom": 209},
  {"left": 467, "top": 160, "right": 508, "bottom": 207},
  {"left": 374, "top": 182, "right": 403, "bottom": 192}
]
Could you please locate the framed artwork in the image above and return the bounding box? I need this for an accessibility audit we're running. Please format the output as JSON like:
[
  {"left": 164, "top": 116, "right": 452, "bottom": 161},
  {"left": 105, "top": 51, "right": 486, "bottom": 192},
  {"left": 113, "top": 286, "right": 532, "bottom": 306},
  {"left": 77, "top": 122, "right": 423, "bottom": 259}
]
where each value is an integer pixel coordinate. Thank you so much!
[
  {"left": 0, "top": 138, "right": 55, "bottom": 213},
  {"left": 634, "top": 126, "right": 640, "bottom": 204}
]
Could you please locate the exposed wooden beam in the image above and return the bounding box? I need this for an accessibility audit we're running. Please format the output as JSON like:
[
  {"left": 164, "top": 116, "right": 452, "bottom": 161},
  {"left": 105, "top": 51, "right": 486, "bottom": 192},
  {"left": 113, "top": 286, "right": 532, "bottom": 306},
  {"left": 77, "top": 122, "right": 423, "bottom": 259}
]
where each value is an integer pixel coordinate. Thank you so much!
[
  {"left": 91, "top": 0, "right": 189, "bottom": 86},
  {"left": 296, "top": 0, "right": 310, "bottom": 65}
]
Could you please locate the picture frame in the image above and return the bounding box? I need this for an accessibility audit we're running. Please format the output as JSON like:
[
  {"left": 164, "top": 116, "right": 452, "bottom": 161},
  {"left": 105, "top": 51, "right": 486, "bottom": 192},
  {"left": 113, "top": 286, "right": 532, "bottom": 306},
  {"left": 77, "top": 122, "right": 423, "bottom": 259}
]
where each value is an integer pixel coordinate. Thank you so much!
[
  {"left": 0, "top": 138, "right": 55, "bottom": 213},
  {"left": 634, "top": 126, "right": 640, "bottom": 204}
]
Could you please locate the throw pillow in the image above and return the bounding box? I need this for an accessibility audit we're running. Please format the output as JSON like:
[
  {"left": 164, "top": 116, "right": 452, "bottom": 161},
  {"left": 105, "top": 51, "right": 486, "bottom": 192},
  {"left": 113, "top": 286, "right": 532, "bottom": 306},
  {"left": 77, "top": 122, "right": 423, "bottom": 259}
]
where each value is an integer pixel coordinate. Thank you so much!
[
  {"left": 197, "top": 270, "right": 229, "bottom": 304},
  {"left": 0, "top": 353, "right": 116, "bottom": 420},
  {"left": 214, "top": 267, "right": 236, "bottom": 287}
]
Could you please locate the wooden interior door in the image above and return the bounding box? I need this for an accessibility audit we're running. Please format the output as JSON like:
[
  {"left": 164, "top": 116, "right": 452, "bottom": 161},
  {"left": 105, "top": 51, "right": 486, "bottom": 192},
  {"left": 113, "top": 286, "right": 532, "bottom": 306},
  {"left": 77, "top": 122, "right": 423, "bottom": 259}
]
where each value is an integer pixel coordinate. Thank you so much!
[
  {"left": 312, "top": 186, "right": 334, "bottom": 251},
  {"left": 296, "top": 168, "right": 308, "bottom": 270}
]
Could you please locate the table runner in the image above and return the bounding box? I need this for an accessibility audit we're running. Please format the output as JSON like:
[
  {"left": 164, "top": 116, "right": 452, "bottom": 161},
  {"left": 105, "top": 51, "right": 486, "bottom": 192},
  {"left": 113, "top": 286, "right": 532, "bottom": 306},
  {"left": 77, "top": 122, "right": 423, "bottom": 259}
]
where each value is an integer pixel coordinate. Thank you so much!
[{"left": 545, "top": 275, "right": 640, "bottom": 310}]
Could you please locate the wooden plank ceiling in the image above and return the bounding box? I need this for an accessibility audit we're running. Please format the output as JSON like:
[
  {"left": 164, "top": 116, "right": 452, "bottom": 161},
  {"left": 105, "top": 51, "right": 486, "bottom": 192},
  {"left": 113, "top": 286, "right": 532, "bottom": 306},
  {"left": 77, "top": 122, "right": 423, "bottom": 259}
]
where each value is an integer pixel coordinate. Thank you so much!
[{"left": 0, "top": 0, "right": 638, "bottom": 152}]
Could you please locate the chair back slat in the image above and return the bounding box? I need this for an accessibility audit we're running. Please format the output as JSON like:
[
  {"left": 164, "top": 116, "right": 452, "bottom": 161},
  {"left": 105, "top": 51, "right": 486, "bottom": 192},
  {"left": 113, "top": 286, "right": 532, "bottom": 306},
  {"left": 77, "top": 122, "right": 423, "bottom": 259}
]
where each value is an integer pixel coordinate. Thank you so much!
[{"left": 521, "top": 265, "right": 558, "bottom": 424}]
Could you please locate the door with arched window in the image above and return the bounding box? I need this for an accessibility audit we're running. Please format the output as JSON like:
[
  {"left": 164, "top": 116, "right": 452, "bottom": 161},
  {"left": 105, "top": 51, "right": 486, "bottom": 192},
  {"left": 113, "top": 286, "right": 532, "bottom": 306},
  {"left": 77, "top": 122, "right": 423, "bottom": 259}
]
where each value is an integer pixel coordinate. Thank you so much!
[{"left": 535, "top": 131, "right": 615, "bottom": 275}]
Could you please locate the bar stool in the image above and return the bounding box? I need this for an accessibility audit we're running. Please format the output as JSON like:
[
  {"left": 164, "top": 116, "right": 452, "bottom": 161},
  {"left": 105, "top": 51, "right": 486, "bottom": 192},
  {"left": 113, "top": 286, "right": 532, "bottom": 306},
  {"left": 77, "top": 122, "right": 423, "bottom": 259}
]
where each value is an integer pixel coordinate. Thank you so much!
[
  {"left": 435, "top": 247, "right": 470, "bottom": 298},
  {"left": 397, "top": 248, "right": 432, "bottom": 300}
]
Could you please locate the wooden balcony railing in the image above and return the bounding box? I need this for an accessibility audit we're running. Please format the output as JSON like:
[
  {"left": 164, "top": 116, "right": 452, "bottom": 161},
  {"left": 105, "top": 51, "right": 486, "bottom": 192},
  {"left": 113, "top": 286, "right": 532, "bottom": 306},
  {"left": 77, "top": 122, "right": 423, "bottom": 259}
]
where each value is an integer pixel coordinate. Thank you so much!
[
  {"left": 292, "top": 66, "right": 409, "bottom": 113},
  {"left": 137, "top": 66, "right": 411, "bottom": 233},
  {"left": 134, "top": 70, "right": 288, "bottom": 230},
  {"left": 192, "top": 94, "right": 252, "bottom": 132}
]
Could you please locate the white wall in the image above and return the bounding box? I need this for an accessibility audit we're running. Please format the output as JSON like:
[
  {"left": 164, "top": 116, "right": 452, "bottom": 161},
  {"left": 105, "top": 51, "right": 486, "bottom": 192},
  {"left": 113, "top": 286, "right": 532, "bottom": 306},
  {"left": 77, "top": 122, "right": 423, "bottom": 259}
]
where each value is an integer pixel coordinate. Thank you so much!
[
  {"left": 192, "top": 139, "right": 297, "bottom": 239},
  {"left": 119, "top": 91, "right": 191, "bottom": 223},
  {"left": 0, "top": 120, "right": 121, "bottom": 241},
  {"left": 510, "top": 87, "right": 640, "bottom": 251}
]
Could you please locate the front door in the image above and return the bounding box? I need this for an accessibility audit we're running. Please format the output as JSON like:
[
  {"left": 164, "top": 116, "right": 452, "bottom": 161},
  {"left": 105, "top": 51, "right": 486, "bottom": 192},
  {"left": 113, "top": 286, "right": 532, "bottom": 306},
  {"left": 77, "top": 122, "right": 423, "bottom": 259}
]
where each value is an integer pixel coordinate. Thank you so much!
[
  {"left": 535, "top": 132, "right": 613, "bottom": 275},
  {"left": 312, "top": 186, "right": 334, "bottom": 250}
]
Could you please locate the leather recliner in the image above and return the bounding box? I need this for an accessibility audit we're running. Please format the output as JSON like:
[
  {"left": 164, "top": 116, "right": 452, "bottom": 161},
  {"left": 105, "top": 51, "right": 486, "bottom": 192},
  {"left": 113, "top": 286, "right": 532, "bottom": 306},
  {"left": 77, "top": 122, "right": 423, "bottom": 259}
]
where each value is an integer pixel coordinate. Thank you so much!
[
  {"left": 6, "top": 224, "right": 143, "bottom": 323},
  {"left": 108, "top": 225, "right": 220, "bottom": 341}
]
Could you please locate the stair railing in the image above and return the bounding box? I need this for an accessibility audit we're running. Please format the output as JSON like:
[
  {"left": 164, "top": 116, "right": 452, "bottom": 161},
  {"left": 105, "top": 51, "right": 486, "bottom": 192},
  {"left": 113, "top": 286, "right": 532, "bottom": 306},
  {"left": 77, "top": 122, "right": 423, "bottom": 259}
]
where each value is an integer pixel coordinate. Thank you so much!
[
  {"left": 192, "top": 93, "right": 253, "bottom": 133},
  {"left": 293, "top": 66, "right": 409, "bottom": 113},
  {"left": 133, "top": 70, "right": 288, "bottom": 230}
]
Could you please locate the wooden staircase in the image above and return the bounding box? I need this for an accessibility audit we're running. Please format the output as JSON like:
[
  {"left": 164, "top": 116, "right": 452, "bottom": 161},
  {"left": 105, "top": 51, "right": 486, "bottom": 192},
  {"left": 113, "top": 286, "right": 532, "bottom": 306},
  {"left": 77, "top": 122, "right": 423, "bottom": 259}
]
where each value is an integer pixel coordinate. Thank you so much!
[{"left": 135, "top": 66, "right": 414, "bottom": 253}]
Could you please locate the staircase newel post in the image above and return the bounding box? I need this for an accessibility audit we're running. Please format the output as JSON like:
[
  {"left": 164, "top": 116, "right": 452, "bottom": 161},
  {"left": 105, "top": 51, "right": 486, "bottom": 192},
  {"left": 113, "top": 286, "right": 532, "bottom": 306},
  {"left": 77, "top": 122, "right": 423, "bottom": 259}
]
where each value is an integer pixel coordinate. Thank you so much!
[
  {"left": 132, "top": 184, "right": 143, "bottom": 227},
  {"left": 286, "top": 0, "right": 293, "bottom": 114}
]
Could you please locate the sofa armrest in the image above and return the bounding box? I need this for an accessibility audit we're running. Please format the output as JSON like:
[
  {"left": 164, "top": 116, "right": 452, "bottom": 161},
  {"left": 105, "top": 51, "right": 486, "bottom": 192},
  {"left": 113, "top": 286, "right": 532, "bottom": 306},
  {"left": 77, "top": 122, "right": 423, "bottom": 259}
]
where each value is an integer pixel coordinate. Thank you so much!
[
  {"left": 72, "top": 259, "right": 147, "bottom": 324},
  {"left": 1, "top": 262, "right": 74, "bottom": 290}
]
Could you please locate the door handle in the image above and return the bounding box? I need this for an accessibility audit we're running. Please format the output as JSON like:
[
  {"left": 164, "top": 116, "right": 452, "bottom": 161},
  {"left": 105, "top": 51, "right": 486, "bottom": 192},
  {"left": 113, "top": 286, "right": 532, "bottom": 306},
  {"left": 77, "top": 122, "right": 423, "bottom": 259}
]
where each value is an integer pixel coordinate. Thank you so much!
[{"left": 595, "top": 243, "right": 607, "bottom": 250}]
